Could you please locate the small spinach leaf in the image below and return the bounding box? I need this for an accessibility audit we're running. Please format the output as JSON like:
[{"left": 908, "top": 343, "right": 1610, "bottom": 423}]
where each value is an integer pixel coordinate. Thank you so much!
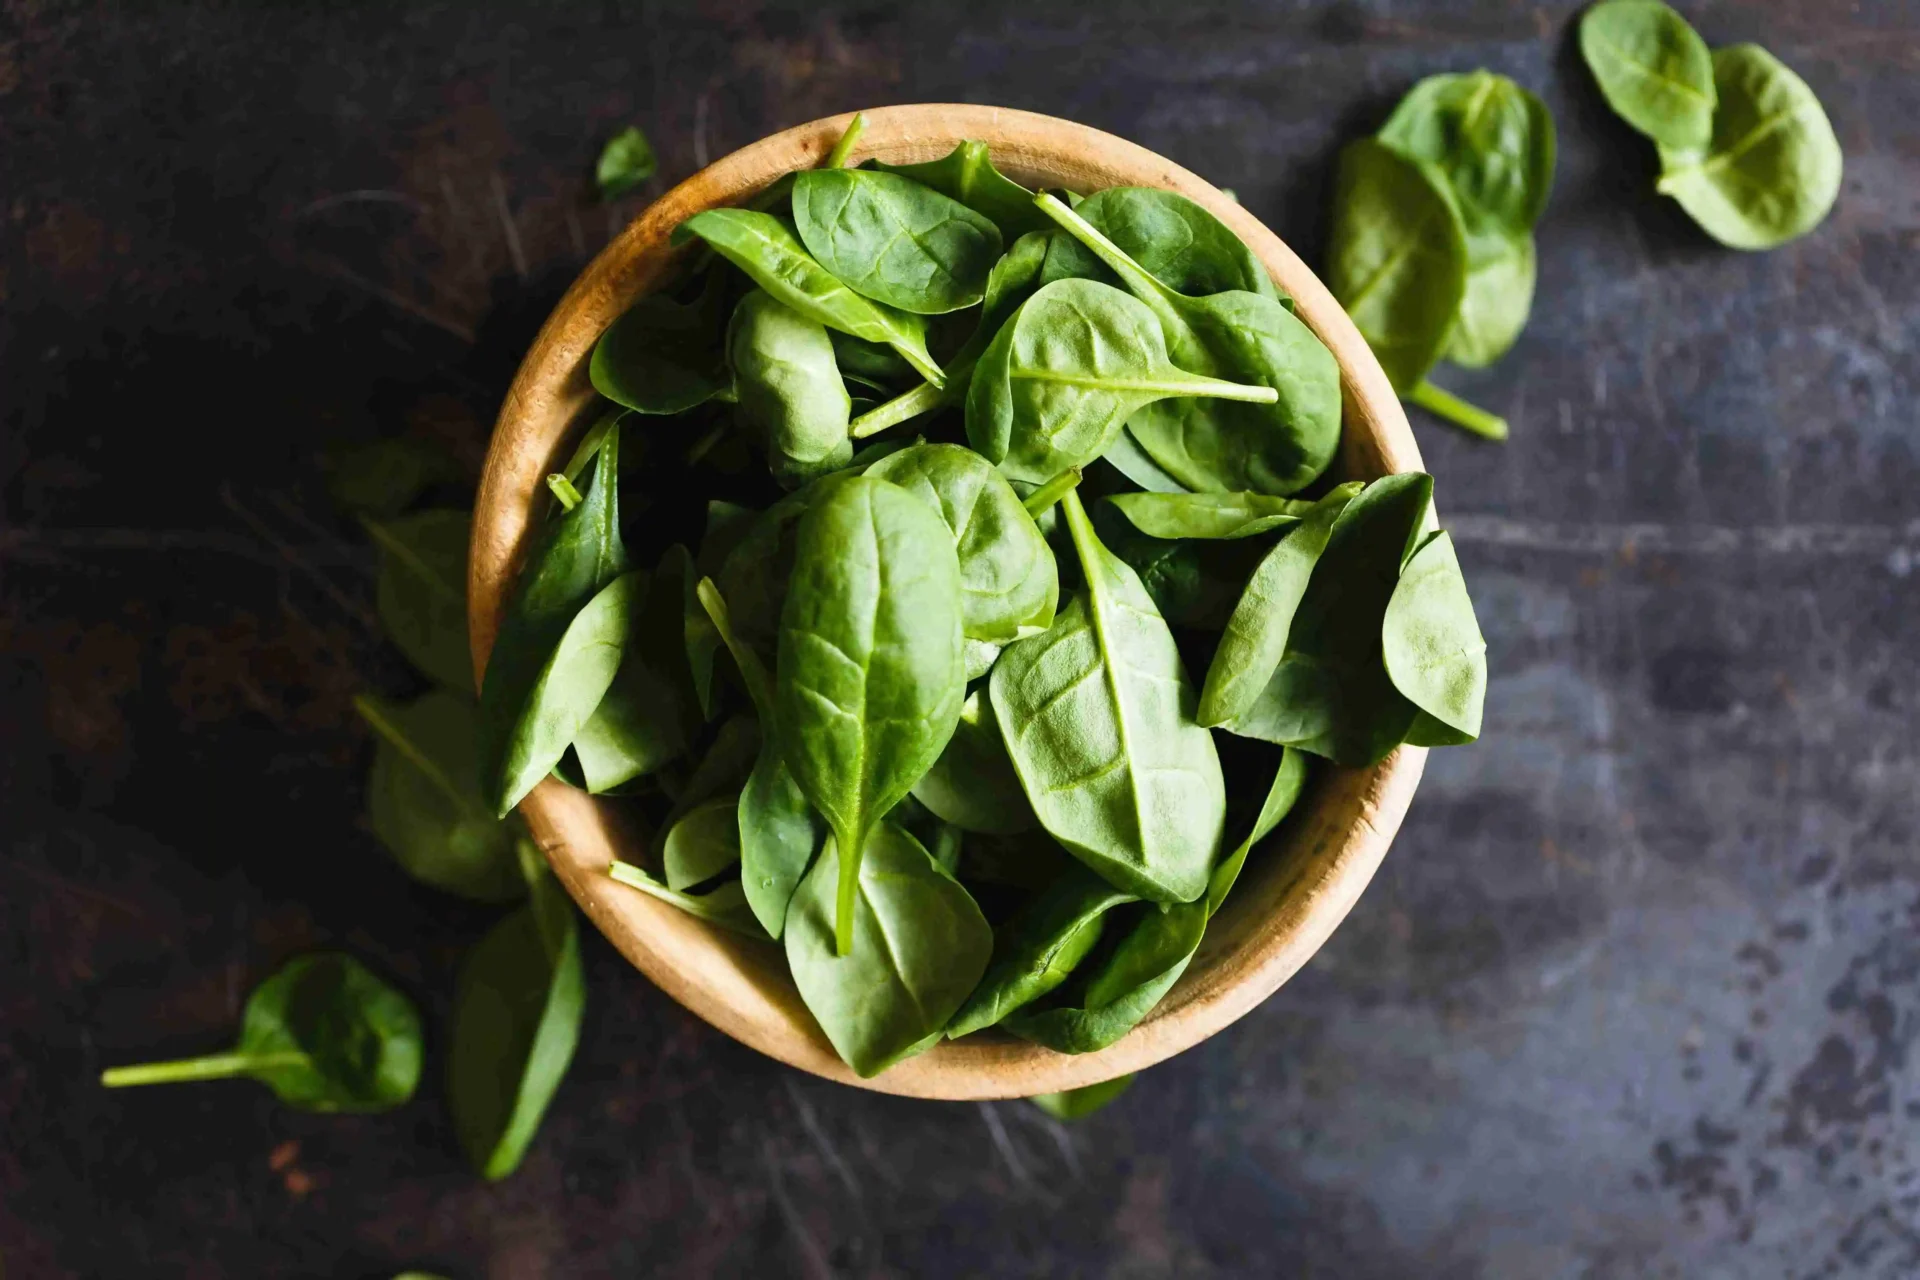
[
  {"left": 727, "top": 289, "right": 853, "bottom": 482},
  {"left": 794, "top": 168, "right": 1005, "bottom": 315},
  {"left": 1579, "top": 0, "right": 1716, "bottom": 151},
  {"left": 1002, "top": 896, "right": 1208, "bottom": 1054},
  {"left": 596, "top": 125, "right": 657, "bottom": 199},
  {"left": 363, "top": 509, "right": 472, "bottom": 693},
  {"left": 1072, "top": 186, "right": 1281, "bottom": 299},
  {"left": 574, "top": 549, "right": 702, "bottom": 793},
  {"left": 1205, "top": 746, "right": 1309, "bottom": 916},
  {"left": 910, "top": 688, "right": 1036, "bottom": 835},
  {"left": 1377, "top": 71, "right": 1556, "bottom": 242},
  {"left": 590, "top": 270, "right": 733, "bottom": 415},
  {"left": 1108, "top": 490, "right": 1314, "bottom": 541},
  {"left": 663, "top": 795, "right": 743, "bottom": 891},
  {"left": 1382, "top": 530, "right": 1487, "bottom": 742},
  {"left": 871, "top": 140, "right": 1055, "bottom": 242},
  {"left": 1029, "top": 1073, "right": 1135, "bottom": 1119},
  {"left": 947, "top": 867, "right": 1135, "bottom": 1037}
]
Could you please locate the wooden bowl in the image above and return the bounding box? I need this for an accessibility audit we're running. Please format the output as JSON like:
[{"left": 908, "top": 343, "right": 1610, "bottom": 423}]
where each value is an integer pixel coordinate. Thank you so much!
[{"left": 470, "top": 105, "right": 1426, "bottom": 1100}]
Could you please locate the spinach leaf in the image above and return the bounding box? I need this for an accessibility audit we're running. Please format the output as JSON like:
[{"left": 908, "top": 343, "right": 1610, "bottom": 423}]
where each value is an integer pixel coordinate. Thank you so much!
[
  {"left": 793, "top": 168, "right": 1005, "bottom": 315},
  {"left": 1087, "top": 502, "right": 1246, "bottom": 630},
  {"left": 870, "top": 140, "right": 1055, "bottom": 241},
  {"left": 478, "top": 428, "right": 628, "bottom": 815},
  {"left": 1446, "top": 232, "right": 1536, "bottom": 369},
  {"left": 946, "top": 867, "right": 1135, "bottom": 1037},
  {"left": 1029, "top": 1073, "right": 1134, "bottom": 1119},
  {"left": 1578, "top": 0, "right": 1716, "bottom": 150},
  {"left": 776, "top": 475, "right": 966, "bottom": 953},
  {"left": 325, "top": 436, "right": 460, "bottom": 516},
  {"left": 608, "top": 859, "right": 765, "bottom": 938},
  {"left": 867, "top": 442, "right": 1059, "bottom": 642},
  {"left": 590, "top": 271, "right": 733, "bottom": 416},
  {"left": 1205, "top": 746, "right": 1308, "bottom": 916},
  {"left": 675, "top": 713, "right": 761, "bottom": 814},
  {"left": 663, "top": 795, "right": 743, "bottom": 890},
  {"left": 965, "top": 278, "right": 1281, "bottom": 486},
  {"left": 910, "top": 688, "right": 1035, "bottom": 835},
  {"left": 1197, "top": 483, "right": 1361, "bottom": 727},
  {"left": 830, "top": 330, "right": 916, "bottom": 387},
  {"left": 357, "top": 691, "right": 524, "bottom": 902},
  {"left": 1381, "top": 530, "right": 1487, "bottom": 742},
  {"left": 697, "top": 578, "right": 823, "bottom": 938},
  {"left": 991, "top": 491, "right": 1226, "bottom": 904},
  {"left": 1377, "top": 71, "right": 1556, "bottom": 242},
  {"left": 1108, "top": 490, "right": 1314, "bottom": 541},
  {"left": 448, "top": 873, "right": 584, "bottom": 1180},
  {"left": 727, "top": 289, "right": 853, "bottom": 483},
  {"left": 100, "top": 953, "right": 422, "bottom": 1112},
  {"left": 675, "top": 209, "right": 944, "bottom": 385},
  {"left": 783, "top": 823, "right": 992, "bottom": 1076},
  {"left": 1654, "top": 44, "right": 1842, "bottom": 250},
  {"left": 363, "top": 509, "right": 472, "bottom": 693},
  {"left": 574, "top": 549, "right": 702, "bottom": 793},
  {"left": 964, "top": 638, "right": 1003, "bottom": 682},
  {"left": 1101, "top": 430, "right": 1188, "bottom": 494},
  {"left": 1002, "top": 896, "right": 1208, "bottom": 1054},
  {"left": 1224, "top": 473, "right": 1433, "bottom": 764},
  {"left": 596, "top": 125, "right": 657, "bottom": 199},
  {"left": 1072, "top": 186, "right": 1282, "bottom": 300},
  {"left": 1037, "top": 192, "right": 1339, "bottom": 496}
]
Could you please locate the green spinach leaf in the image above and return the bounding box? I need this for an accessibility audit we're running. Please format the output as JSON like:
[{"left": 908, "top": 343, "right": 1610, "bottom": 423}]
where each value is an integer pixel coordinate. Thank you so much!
[
  {"left": 1377, "top": 71, "right": 1556, "bottom": 242},
  {"left": 1108, "top": 490, "right": 1314, "bottom": 541},
  {"left": 590, "top": 270, "right": 733, "bottom": 415},
  {"left": 910, "top": 688, "right": 1036, "bottom": 835},
  {"left": 1029, "top": 1073, "right": 1135, "bottom": 1119},
  {"left": 947, "top": 867, "right": 1135, "bottom": 1037},
  {"left": 1205, "top": 746, "right": 1309, "bottom": 916},
  {"left": 1382, "top": 530, "right": 1487, "bottom": 742},
  {"left": 793, "top": 168, "right": 1005, "bottom": 315},
  {"left": 727, "top": 289, "right": 853, "bottom": 482},
  {"left": 870, "top": 140, "right": 1055, "bottom": 241},
  {"left": 363, "top": 509, "right": 472, "bottom": 693},
  {"left": 573, "top": 549, "right": 702, "bottom": 793},
  {"left": 1579, "top": 0, "right": 1716, "bottom": 150},
  {"left": 663, "top": 795, "right": 743, "bottom": 890},
  {"left": 608, "top": 859, "right": 764, "bottom": 938},
  {"left": 1072, "top": 186, "right": 1281, "bottom": 299},
  {"left": 1002, "top": 896, "right": 1208, "bottom": 1054},
  {"left": 596, "top": 125, "right": 657, "bottom": 199}
]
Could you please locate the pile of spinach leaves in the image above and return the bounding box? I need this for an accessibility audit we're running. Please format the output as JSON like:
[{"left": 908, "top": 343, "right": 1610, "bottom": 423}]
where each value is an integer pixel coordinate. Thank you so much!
[{"left": 482, "top": 116, "right": 1488, "bottom": 1083}]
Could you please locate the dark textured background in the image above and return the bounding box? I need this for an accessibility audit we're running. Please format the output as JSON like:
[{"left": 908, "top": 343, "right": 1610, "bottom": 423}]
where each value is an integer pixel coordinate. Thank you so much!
[{"left": 4, "top": 1, "right": 1918, "bottom": 1276}]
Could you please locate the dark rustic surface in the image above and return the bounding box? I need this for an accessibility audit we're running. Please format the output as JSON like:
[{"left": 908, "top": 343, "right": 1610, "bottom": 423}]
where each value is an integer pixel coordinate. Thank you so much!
[{"left": 4, "top": 1, "right": 1918, "bottom": 1276}]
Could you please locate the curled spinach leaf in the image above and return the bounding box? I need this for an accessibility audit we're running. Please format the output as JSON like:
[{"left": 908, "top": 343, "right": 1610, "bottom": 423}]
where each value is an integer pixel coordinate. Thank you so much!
[
  {"left": 784, "top": 824, "right": 993, "bottom": 1077},
  {"left": 727, "top": 289, "right": 853, "bottom": 483},
  {"left": 1108, "top": 490, "right": 1314, "bottom": 541},
  {"left": 910, "top": 688, "right": 1035, "bottom": 836},
  {"left": 1382, "top": 530, "right": 1487, "bottom": 743},
  {"left": 990, "top": 492, "right": 1226, "bottom": 904},
  {"left": 776, "top": 475, "right": 966, "bottom": 953},
  {"left": 1579, "top": 0, "right": 1716, "bottom": 150},
  {"left": 947, "top": 866, "right": 1135, "bottom": 1037},
  {"left": 363, "top": 509, "right": 472, "bottom": 693},
  {"left": 867, "top": 442, "right": 1058, "bottom": 642},
  {"left": 965, "top": 278, "right": 1280, "bottom": 486},
  {"left": 794, "top": 168, "right": 1005, "bottom": 315},
  {"left": 675, "top": 209, "right": 943, "bottom": 385}
]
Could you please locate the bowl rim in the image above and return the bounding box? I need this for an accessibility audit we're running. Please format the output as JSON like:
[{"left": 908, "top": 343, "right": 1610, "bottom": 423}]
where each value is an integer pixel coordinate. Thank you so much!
[{"left": 469, "top": 104, "right": 1426, "bottom": 1100}]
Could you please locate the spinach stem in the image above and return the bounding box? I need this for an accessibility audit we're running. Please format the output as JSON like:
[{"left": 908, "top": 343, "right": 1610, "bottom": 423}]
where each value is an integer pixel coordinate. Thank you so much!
[
  {"left": 101, "top": 1051, "right": 307, "bottom": 1087},
  {"left": 546, "top": 474, "right": 584, "bottom": 510},
  {"left": 835, "top": 833, "right": 859, "bottom": 956},
  {"left": 850, "top": 380, "right": 945, "bottom": 438},
  {"left": 1022, "top": 468, "right": 1083, "bottom": 517},
  {"left": 824, "top": 112, "right": 868, "bottom": 170},
  {"left": 1408, "top": 380, "right": 1509, "bottom": 441}
]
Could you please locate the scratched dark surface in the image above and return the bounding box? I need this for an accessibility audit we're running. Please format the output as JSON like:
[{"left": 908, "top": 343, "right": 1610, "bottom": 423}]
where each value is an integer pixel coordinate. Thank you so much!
[{"left": 4, "top": 1, "right": 1918, "bottom": 1276}]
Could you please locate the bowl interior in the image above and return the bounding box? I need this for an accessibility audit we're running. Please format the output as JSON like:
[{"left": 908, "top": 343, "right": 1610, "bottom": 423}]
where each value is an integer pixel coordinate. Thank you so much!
[{"left": 470, "top": 105, "right": 1426, "bottom": 1099}]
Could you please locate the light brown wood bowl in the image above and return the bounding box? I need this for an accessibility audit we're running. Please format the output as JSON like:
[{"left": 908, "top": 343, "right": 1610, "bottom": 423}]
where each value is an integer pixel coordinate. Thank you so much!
[{"left": 470, "top": 105, "right": 1426, "bottom": 1100}]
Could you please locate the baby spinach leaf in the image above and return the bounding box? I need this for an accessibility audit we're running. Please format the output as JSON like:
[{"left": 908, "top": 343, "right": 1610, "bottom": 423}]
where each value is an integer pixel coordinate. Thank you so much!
[
  {"left": 697, "top": 578, "right": 823, "bottom": 938},
  {"left": 676, "top": 714, "right": 761, "bottom": 814},
  {"left": 675, "top": 209, "right": 944, "bottom": 385},
  {"left": 363, "top": 509, "right": 472, "bottom": 693},
  {"left": 991, "top": 492, "right": 1226, "bottom": 904},
  {"left": 867, "top": 442, "right": 1059, "bottom": 642},
  {"left": 100, "top": 953, "right": 422, "bottom": 1112},
  {"left": 1108, "top": 490, "right": 1314, "bottom": 541},
  {"left": 448, "top": 873, "right": 584, "bottom": 1180},
  {"left": 1381, "top": 530, "right": 1487, "bottom": 742},
  {"left": 663, "top": 794, "right": 744, "bottom": 890},
  {"left": 727, "top": 289, "right": 853, "bottom": 482},
  {"left": 965, "top": 278, "right": 1281, "bottom": 486},
  {"left": 1002, "top": 895, "right": 1208, "bottom": 1054},
  {"left": 964, "top": 638, "right": 1003, "bottom": 682},
  {"left": 574, "top": 549, "right": 703, "bottom": 793},
  {"left": 870, "top": 140, "right": 1055, "bottom": 242},
  {"left": 947, "top": 867, "right": 1136, "bottom": 1037},
  {"left": 590, "top": 271, "right": 733, "bottom": 416},
  {"left": 910, "top": 688, "right": 1036, "bottom": 835},
  {"left": 783, "top": 824, "right": 993, "bottom": 1076},
  {"left": 1579, "top": 0, "right": 1716, "bottom": 151},
  {"left": 1654, "top": 44, "right": 1843, "bottom": 251},
  {"left": 793, "top": 168, "right": 1005, "bottom": 315},
  {"left": 596, "top": 124, "right": 657, "bottom": 199},
  {"left": 1101, "top": 430, "right": 1188, "bottom": 493},
  {"left": 776, "top": 475, "right": 967, "bottom": 953},
  {"left": 1326, "top": 139, "right": 1467, "bottom": 395},
  {"left": 479, "top": 429, "right": 628, "bottom": 815},
  {"left": 1445, "top": 232, "right": 1536, "bottom": 369},
  {"left": 1037, "top": 193, "right": 1340, "bottom": 497},
  {"left": 1205, "top": 746, "right": 1308, "bottom": 916},
  {"left": 1377, "top": 71, "right": 1556, "bottom": 242},
  {"left": 357, "top": 691, "right": 525, "bottom": 903},
  {"left": 1072, "top": 186, "right": 1281, "bottom": 300},
  {"left": 1224, "top": 473, "right": 1433, "bottom": 764},
  {"left": 608, "top": 859, "right": 765, "bottom": 938},
  {"left": 1029, "top": 1073, "right": 1135, "bottom": 1119},
  {"left": 1198, "top": 483, "right": 1360, "bottom": 727}
]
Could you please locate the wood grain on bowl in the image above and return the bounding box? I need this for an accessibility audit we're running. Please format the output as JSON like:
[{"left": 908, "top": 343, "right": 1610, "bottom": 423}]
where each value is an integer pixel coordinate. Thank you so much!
[{"left": 470, "top": 104, "right": 1426, "bottom": 1100}]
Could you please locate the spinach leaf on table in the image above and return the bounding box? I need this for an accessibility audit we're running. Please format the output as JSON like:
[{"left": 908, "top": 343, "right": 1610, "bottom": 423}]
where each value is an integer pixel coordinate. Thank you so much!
[
  {"left": 1446, "top": 232, "right": 1536, "bottom": 369},
  {"left": 1578, "top": 0, "right": 1716, "bottom": 150},
  {"left": 947, "top": 866, "right": 1136, "bottom": 1037},
  {"left": 100, "top": 953, "right": 422, "bottom": 1112},
  {"left": 325, "top": 436, "right": 461, "bottom": 516},
  {"left": 357, "top": 691, "right": 525, "bottom": 902},
  {"left": 990, "top": 491, "right": 1226, "bottom": 904},
  {"left": 776, "top": 475, "right": 967, "bottom": 953},
  {"left": 910, "top": 688, "right": 1036, "bottom": 836},
  {"left": 965, "top": 278, "right": 1280, "bottom": 486},
  {"left": 448, "top": 872, "right": 585, "bottom": 1180},
  {"left": 1382, "top": 530, "right": 1487, "bottom": 744},
  {"left": 663, "top": 794, "right": 743, "bottom": 890},
  {"left": 794, "top": 168, "right": 1005, "bottom": 315},
  {"left": 727, "top": 288, "right": 853, "bottom": 483},
  {"left": 675, "top": 209, "right": 944, "bottom": 385},
  {"left": 595, "top": 125, "right": 657, "bottom": 199},
  {"left": 1108, "top": 490, "right": 1314, "bottom": 541},
  {"left": 478, "top": 428, "right": 629, "bottom": 816},
  {"left": 867, "top": 442, "right": 1059, "bottom": 643},
  {"left": 870, "top": 140, "right": 1055, "bottom": 242},
  {"left": 784, "top": 823, "right": 993, "bottom": 1077},
  {"left": 1654, "top": 44, "right": 1842, "bottom": 250},
  {"left": 1037, "top": 193, "right": 1340, "bottom": 497},
  {"left": 363, "top": 509, "right": 472, "bottom": 693},
  {"left": 1029, "top": 1073, "right": 1134, "bottom": 1119}
]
